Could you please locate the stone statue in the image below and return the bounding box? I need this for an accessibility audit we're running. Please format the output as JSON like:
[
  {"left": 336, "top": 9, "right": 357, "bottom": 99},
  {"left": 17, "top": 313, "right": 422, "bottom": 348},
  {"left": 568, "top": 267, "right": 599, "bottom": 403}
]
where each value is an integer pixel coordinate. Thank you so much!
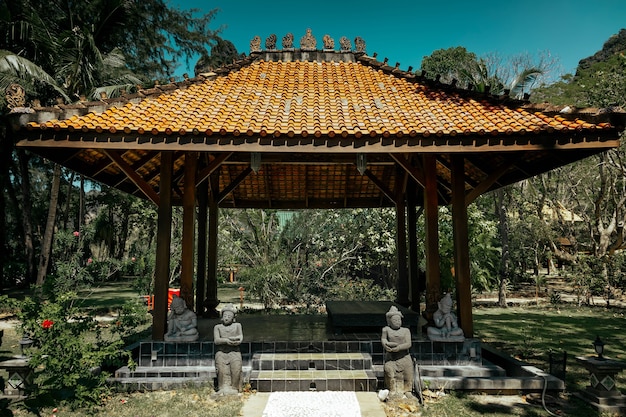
[
  {"left": 426, "top": 293, "right": 465, "bottom": 342},
  {"left": 381, "top": 306, "right": 414, "bottom": 398},
  {"left": 213, "top": 303, "right": 243, "bottom": 395},
  {"left": 164, "top": 295, "right": 199, "bottom": 342}
]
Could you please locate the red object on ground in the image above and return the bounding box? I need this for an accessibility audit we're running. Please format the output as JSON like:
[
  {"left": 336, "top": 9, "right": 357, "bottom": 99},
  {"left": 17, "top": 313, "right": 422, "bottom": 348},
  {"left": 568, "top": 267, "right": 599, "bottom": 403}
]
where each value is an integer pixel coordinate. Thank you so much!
[{"left": 143, "top": 288, "right": 181, "bottom": 311}]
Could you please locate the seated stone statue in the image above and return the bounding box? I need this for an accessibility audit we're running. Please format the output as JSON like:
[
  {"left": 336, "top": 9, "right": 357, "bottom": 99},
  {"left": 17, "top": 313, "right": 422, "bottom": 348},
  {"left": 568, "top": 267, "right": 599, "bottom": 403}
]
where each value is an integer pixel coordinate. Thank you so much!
[
  {"left": 381, "top": 306, "right": 414, "bottom": 399},
  {"left": 165, "top": 295, "right": 199, "bottom": 342},
  {"left": 426, "top": 293, "right": 465, "bottom": 342},
  {"left": 213, "top": 303, "right": 243, "bottom": 396}
]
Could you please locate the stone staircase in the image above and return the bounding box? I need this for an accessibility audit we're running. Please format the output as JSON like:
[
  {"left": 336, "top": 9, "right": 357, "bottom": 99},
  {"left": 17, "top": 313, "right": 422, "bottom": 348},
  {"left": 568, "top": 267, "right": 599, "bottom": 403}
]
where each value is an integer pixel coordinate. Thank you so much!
[
  {"left": 111, "top": 338, "right": 544, "bottom": 393},
  {"left": 250, "top": 351, "right": 377, "bottom": 392}
]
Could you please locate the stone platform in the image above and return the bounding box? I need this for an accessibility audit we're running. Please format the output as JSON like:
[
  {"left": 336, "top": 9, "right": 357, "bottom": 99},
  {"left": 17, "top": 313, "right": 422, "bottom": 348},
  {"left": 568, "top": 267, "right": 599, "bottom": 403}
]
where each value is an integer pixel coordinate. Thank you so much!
[
  {"left": 325, "top": 301, "right": 422, "bottom": 334},
  {"left": 110, "top": 337, "right": 564, "bottom": 394}
]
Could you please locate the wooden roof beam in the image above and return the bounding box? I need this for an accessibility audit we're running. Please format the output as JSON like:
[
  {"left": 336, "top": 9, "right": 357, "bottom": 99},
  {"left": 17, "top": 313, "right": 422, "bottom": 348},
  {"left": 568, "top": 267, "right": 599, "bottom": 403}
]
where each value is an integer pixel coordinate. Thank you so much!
[
  {"left": 390, "top": 153, "right": 425, "bottom": 189},
  {"left": 364, "top": 169, "right": 396, "bottom": 205},
  {"left": 103, "top": 150, "right": 160, "bottom": 205},
  {"left": 465, "top": 162, "right": 512, "bottom": 206},
  {"left": 197, "top": 152, "right": 233, "bottom": 186},
  {"left": 217, "top": 166, "right": 252, "bottom": 204}
]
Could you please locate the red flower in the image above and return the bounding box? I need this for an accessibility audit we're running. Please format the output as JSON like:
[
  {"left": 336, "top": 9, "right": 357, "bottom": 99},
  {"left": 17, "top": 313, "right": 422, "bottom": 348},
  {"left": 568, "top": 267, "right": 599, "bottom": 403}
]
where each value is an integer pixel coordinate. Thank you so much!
[
  {"left": 73, "top": 231, "right": 80, "bottom": 237},
  {"left": 42, "top": 319, "right": 54, "bottom": 329},
  {"left": 87, "top": 258, "right": 93, "bottom": 265}
]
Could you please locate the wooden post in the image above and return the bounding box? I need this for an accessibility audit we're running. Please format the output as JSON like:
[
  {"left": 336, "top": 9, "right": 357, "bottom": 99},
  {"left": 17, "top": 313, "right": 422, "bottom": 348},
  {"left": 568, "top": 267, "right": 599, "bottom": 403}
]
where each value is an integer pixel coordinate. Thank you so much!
[
  {"left": 406, "top": 179, "right": 421, "bottom": 312},
  {"left": 180, "top": 152, "right": 197, "bottom": 309},
  {"left": 152, "top": 152, "right": 173, "bottom": 340},
  {"left": 395, "top": 200, "right": 410, "bottom": 306},
  {"left": 451, "top": 155, "right": 473, "bottom": 336},
  {"left": 423, "top": 155, "right": 440, "bottom": 319},
  {"left": 205, "top": 174, "right": 220, "bottom": 317},
  {"left": 196, "top": 178, "right": 208, "bottom": 315}
]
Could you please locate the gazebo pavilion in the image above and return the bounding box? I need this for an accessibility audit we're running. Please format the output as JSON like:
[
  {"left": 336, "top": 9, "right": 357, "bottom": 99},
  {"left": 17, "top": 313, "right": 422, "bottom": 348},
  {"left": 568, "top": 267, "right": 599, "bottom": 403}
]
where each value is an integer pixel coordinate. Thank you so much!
[{"left": 8, "top": 30, "right": 624, "bottom": 341}]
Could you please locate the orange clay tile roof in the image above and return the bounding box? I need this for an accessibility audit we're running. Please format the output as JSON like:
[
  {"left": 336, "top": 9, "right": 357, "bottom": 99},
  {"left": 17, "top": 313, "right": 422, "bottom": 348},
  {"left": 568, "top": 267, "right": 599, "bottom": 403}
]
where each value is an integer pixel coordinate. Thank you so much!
[
  {"left": 12, "top": 49, "right": 625, "bottom": 208},
  {"left": 26, "top": 58, "right": 612, "bottom": 141}
]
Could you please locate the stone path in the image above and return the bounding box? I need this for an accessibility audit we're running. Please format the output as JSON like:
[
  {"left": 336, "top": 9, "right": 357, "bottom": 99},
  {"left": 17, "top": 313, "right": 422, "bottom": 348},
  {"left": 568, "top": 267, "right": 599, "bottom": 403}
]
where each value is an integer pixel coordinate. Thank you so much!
[{"left": 240, "top": 391, "right": 386, "bottom": 417}]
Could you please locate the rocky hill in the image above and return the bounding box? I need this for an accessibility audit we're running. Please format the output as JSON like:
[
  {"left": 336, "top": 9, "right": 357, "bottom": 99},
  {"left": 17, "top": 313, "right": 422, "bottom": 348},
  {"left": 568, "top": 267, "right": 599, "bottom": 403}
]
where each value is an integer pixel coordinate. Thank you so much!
[{"left": 576, "top": 28, "right": 626, "bottom": 73}]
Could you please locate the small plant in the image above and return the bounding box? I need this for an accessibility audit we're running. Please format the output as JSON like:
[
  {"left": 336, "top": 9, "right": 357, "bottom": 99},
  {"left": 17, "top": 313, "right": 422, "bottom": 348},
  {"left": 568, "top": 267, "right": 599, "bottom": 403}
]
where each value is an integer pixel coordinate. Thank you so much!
[{"left": 549, "top": 290, "right": 561, "bottom": 306}]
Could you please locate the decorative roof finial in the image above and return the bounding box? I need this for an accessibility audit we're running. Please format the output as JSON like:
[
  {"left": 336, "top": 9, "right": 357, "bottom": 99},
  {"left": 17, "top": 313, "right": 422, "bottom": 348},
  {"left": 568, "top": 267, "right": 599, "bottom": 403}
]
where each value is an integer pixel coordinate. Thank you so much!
[
  {"left": 5, "top": 83, "right": 26, "bottom": 109},
  {"left": 354, "top": 36, "right": 366, "bottom": 53},
  {"left": 300, "top": 28, "right": 316, "bottom": 51},
  {"left": 282, "top": 33, "right": 294, "bottom": 49},
  {"left": 265, "top": 34, "right": 277, "bottom": 50},
  {"left": 250, "top": 36, "right": 261, "bottom": 53},
  {"left": 322, "top": 34, "right": 335, "bottom": 50},
  {"left": 339, "top": 36, "right": 351, "bottom": 52}
]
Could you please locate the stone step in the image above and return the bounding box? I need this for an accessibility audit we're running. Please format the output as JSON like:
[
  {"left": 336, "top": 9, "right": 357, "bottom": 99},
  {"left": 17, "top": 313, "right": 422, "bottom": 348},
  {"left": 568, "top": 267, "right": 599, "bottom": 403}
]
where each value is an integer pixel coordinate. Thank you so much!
[
  {"left": 252, "top": 352, "right": 372, "bottom": 371},
  {"left": 114, "top": 365, "right": 216, "bottom": 379},
  {"left": 250, "top": 369, "right": 378, "bottom": 392},
  {"left": 417, "top": 364, "right": 506, "bottom": 378}
]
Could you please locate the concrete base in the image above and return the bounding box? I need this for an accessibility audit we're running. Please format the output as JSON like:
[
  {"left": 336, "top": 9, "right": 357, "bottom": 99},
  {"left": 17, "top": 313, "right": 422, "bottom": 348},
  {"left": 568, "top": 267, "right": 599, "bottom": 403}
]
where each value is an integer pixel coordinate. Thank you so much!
[{"left": 573, "top": 390, "right": 626, "bottom": 414}]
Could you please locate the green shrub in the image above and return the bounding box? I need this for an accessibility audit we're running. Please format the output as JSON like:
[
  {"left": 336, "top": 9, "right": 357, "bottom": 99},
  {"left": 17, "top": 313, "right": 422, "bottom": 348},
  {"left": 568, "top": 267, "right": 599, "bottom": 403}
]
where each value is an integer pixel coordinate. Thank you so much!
[{"left": 18, "top": 290, "right": 134, "bottom": 411}]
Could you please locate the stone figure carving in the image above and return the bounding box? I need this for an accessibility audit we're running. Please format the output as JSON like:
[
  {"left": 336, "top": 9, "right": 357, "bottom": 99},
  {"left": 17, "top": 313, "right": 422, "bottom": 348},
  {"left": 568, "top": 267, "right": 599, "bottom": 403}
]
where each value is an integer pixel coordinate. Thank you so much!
[
  {"left": 5, "top": 83, "right": 26, "bottom": 109},
  {"left": 282, "top": 33, "right": 294, "bottom": 49},
  {"left": 265, "top": 34, "right": 277, "bottom": 50},
  {"left": 339, "top": 36, "right": 351, "bottom": 52},
  {"left": 214, "top": 303, "right": 244, "bottom": 395},
  {"left": 165, "top": 295, "right": 199, "bottom": 342},
  {"left": 426, "top": 293, "right": 465, "bottom": 342},
  {"left": 322, "top": 34, "right": 334, "bottom": 50},
  {"left": 250, "top": 36, "right": 261, "bottom": 53},
  {"left": 300, "top": 28, "right": 316, "bottom": 51},
  {"left": 354, "top": 36, "right": 366, "bottom": 53},
  {"left": 381, "top": 306, "right": 414, "bottom": 398}
]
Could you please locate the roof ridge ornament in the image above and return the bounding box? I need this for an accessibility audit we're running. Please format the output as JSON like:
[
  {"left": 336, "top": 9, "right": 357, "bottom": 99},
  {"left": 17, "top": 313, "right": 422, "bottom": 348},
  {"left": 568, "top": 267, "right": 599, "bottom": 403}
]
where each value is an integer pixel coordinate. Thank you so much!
[
  {"left": 6, "top": 83, "right": 26, "bottom": 109},
  {"left": 282, "top": 33, "right": 294, "bottom": 49},
  {"left": 322, "top": 34, "right": 335, "bottom": 50},
  {"left": 339, "top": 36, "right": 351, "bottom": 52},
  {"left": 300, "top": 28, "right": 316, "bottom": 51},
  {"left": 250, "top": 35, "right": 261, "bottom": 53},
  {"left": 265, "top": 34, "right": 277, "bottom": 51},
  {"left": 354, "top": 37, "right": 366, "bottom": 53}
]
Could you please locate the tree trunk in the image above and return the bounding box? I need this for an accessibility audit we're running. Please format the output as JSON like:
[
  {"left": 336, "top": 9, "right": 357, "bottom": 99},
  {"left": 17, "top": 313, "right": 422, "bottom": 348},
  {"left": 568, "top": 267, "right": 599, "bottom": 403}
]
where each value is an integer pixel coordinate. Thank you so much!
[
  {"left": 36, "top": 164, "right": 62, "bottom": 286},
  {"left": 495, "top": 189, "right": 509, "bottom": 307},
  {"left": 0, "top": 123, "right": 9, "bottom": 288},
  {"left": 17, "top": 150, "right": 36, "bottom": 284},
  {"left": 63, "top": 171, "right": 75, "bottom": 230}
]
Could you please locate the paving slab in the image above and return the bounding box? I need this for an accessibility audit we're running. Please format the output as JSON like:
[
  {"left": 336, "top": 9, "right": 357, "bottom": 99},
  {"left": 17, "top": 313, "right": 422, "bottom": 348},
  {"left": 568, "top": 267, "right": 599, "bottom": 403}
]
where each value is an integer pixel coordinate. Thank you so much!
[{"left": 240, "top": 391, "right": 386, "bottom": 417}]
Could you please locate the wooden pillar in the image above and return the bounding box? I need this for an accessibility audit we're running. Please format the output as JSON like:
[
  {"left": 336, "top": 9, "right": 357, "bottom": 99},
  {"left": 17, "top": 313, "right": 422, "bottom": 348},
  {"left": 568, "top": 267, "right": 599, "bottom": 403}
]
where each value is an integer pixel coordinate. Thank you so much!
[
  {"left": 423, "top": 154, "right": 440, "bottom": 319},
  {"left": 180, "top": 152, "right": 197, "bottom": 309},
  {"left": 152, "top": 152, "right": 173, "bottom": 340},
  {"left": 204, "top": 174, "right": 220, "bottom": 318},
  {"left": 406, "top": 179, "right": 420, "bottom": 312},
  {"left": 451, "top": 155, "right": 474, "bottom": 337},
  {"left": 196, "top": 178, "right": 208, "bottom": 315},
  {"left": 395, "top": 200, "right": 410, "bottom": 306}
]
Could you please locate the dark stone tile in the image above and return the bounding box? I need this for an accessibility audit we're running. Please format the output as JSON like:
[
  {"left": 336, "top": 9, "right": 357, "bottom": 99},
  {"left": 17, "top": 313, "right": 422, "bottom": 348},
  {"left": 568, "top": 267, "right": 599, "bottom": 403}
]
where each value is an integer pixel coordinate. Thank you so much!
[
  {"left": 347, "top": 342, "right": 360, "bottom": 352},
  {"left": 340, "top": 378, "right": 355, "bottom": 391},
  {"left": 273, "top": 359, "right": 286, "bottom": 370},
  {"left": 285, "top": 379, "right": 299, "bottom": 391},
  {"left": 338, "top": 359, "right": 350, "bottom": 370},
  {"left": 257, "top": 380, "right": 271, "bottom": 392},
  {"left": 325, "top": 359, "right": 338, "bottom": 370},
  {"left": 335, "top": 341, "right": 348, "bottom": 352},
  {"left": 271, "top": 379, "right": 286, "bottom": 391},
  {"left": 327, "top": 379, "right": 341, "bottom": 390},
  {"left": 313, "top": 379, "right": 327, "bottom": 391},
  {"left": 351, "top": 359, "right": 364, "bottom": 370}
]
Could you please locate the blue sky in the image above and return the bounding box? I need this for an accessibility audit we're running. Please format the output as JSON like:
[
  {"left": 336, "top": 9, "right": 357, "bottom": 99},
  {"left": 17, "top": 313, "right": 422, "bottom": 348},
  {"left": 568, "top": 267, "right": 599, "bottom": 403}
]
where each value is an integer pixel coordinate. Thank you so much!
[{"left": 172, "top": 0, "right": 625, "bottom": 81}]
